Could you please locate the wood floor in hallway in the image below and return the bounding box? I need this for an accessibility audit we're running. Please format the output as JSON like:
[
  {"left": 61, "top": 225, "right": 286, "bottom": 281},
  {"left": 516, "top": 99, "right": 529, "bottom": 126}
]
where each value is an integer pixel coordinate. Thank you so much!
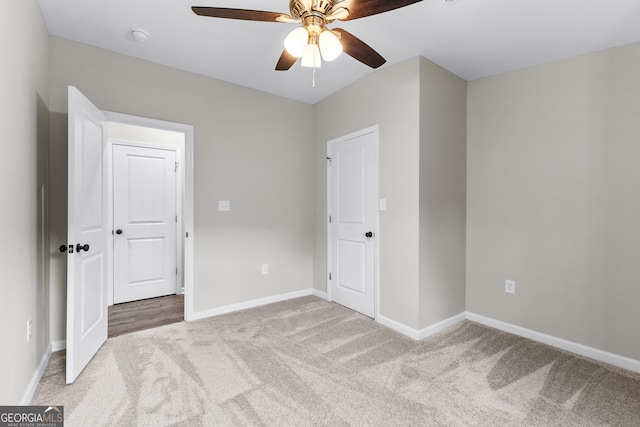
[{"left": 108, "top": 294, "right": 184, "bottom": 338}]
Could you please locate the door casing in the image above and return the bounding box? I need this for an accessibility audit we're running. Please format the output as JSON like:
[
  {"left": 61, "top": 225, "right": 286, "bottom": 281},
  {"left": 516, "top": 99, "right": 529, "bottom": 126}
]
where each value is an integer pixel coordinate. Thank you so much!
[
  {"left": 326, "top": 125, "right": 380, "bottom": 319},
  {"left": 103, "top": 111, "right": 195, "bottom": 321}
]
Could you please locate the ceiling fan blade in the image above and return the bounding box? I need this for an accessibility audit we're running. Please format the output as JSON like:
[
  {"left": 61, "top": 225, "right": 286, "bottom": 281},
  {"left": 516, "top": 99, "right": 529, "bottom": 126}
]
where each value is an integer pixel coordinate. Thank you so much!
[
  {"left": 276, "top": 15, "right": 302, "bottom": 24},
  {"left": 335, "top": 0, "right": 423, "bottom": 21},
  {"left": 192, "top": 6, "right": 288, "bottom": 22},
  {"left": 275, "top": 50, "right": 298, "bottom": 71},
  {"left": 333, "top": 28, "right": 385, "bottom": 68}
]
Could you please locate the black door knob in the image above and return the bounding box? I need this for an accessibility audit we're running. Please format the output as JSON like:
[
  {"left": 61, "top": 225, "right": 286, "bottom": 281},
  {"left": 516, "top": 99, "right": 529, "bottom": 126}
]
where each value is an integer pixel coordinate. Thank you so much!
[
  {"left": 115, "top": 229, "right": 123, "bottom": 235},
  {"left": 59, "top": 244, "right": 68, "bottom": 253},
  {"left": 76, "top": 243, "right": 90, "bottom": 252},
  {"left": 365, "top": 231, "right": 373, "bottom": 238}
]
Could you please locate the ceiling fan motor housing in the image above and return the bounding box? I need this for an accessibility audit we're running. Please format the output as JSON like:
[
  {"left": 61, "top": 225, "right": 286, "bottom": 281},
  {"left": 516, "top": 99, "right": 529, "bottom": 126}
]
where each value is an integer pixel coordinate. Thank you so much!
[{"left": 290, "top": 0, "right": 337, "bottom": 20}]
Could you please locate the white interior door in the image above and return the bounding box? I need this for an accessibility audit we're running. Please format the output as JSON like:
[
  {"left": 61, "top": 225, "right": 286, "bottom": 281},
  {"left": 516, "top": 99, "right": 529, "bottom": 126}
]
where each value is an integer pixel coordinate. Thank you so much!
[
  {"left": 113, "top": 144, "right": 177, "bottom": 304},
  {"left": 66, "top": 86, "right": 108, "bottom": 384},
  {"left": 329, "top": 127, "right": 378, "bottom": 318}
]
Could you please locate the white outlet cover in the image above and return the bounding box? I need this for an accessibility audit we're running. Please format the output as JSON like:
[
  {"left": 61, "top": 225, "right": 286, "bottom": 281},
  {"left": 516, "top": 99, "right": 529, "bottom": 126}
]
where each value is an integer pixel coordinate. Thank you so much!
[
  {"left": 218, "top": 200, "right": 230, "bottom": 211},
  {"left": 505, "top": 280, "right": 515, "bottom": 294}
]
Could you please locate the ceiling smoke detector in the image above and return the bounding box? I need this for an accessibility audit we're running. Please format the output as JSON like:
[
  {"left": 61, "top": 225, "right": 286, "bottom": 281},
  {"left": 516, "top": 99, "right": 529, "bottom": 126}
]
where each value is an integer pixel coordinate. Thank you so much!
[{"left": 130, "top": 28, "right": 149, "bottom": 43}]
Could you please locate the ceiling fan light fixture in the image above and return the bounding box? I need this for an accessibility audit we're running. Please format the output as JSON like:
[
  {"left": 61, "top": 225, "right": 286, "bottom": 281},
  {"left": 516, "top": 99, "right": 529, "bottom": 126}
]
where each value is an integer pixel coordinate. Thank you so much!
[
  {"left": 191, "top": 0, "right": 417, "bottom": 72},
  {"left": 284, "top": 27, "right": 309, "bottom": 58},
  {"left": 301, "top": 43, "right": 321, "bottom": 68},
  {"left": 319, "top": 30, "right": 342, "bottom": 61}
]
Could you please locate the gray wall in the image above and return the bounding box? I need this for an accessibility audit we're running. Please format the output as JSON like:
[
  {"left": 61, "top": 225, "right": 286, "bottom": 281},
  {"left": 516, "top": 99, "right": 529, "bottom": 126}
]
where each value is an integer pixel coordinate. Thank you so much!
[
  {"left": 48, "top": 37, "right": 315, "bottom": 341},
  {"left": 314, "top": 58, "right": 422, "bottom": 329},
  {"left": 0, "top": 0, "right": 50, "bottom": 404},
  {"left": 467, "top": 42, "right": 640, "bottom": 360},
  {"left": 418, "top": 58, "right": 467, "bottom": 328}
]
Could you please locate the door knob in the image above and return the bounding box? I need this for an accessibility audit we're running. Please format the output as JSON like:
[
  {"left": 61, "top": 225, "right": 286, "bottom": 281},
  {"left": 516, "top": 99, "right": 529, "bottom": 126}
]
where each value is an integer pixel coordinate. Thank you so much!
[
  {"left": 365, "top": 231, "right": 373, "bottom": 238},
  {"left": 76, "top": 243, "right": 90, "bottom": 253},
  {"left": 59, "top": 244, "right": 68, "bottom": 253},
  {"left": 115, "top": 229, "right": 123, "bottom": 235}
]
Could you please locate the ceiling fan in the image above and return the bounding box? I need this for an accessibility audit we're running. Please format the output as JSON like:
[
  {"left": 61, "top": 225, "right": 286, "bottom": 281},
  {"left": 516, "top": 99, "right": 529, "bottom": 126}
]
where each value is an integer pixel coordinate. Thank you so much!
[{"left": 192, "top": 0, "right": 423, "bottom": 71}]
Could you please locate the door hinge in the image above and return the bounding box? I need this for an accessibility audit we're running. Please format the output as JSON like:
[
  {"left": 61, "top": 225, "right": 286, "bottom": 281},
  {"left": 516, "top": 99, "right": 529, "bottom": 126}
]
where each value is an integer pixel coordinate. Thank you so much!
[
  {"left": 176, "top": 215, "right": 178, "bottom": 223},
  {"left": 326, "top": 156, "right": 332, "bottom": 167},
  {"left": 176, "top": 267, "right": 178, "bottom": 275},
  {"left": 329, "top": 215, "right": 331, "bottom": 224},
  {"left": 329, "top": 272, "right": 332, "bottom": 280},
  {"left": 175, "top": 161, "right": 180, "bottom": 172}
]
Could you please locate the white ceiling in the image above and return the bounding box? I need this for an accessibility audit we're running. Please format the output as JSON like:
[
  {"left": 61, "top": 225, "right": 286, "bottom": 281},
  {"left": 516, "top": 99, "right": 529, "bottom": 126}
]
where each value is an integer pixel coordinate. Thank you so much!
[{"left": 37, "top": 0, "right": 640, "bottom": 104}]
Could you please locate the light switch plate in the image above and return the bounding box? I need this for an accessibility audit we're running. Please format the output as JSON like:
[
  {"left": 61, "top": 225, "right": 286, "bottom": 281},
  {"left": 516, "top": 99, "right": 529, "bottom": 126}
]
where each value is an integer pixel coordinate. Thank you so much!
[{"left": 379, "top": 199, "right": 387, "bottom": 211}]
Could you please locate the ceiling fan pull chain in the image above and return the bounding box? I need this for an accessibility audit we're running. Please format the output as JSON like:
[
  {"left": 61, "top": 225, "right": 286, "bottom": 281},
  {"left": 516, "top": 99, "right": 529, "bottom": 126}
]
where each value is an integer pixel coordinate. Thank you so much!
[{"left": 312, "top": 66, "right": 316, "bottom": 87}]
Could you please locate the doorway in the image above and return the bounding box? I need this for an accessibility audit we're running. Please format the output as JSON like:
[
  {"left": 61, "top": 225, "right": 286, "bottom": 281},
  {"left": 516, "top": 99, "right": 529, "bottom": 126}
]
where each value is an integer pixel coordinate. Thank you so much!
[
  {"left": 103, "top": 111, "right": 195, "bottom": 321},
  {"left": 327, "top": 126, "right": 379, "bottom": 318}
]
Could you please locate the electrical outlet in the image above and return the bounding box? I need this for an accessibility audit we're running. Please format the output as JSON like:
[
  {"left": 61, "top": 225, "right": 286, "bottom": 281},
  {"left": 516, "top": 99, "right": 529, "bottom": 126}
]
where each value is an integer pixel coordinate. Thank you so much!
[
  {"left": 218, "top": 200, "right": 230, "bottom": 211},
  {"left": 505, "top": 279, "right": 515, "bottom": 294},
  {"left": 27, "top": 318, "right": 32, "bottom": 342},
  {"left": 261, "top": 264, "right": 268, "bottom": 275}
]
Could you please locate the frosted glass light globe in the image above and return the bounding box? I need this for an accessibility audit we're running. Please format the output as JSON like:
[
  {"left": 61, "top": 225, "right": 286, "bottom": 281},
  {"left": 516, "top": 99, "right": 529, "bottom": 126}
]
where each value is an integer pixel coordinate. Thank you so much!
[
  {"left": 301, "top": 44, "right": 322, "bottom": 68},
  {"left": 319, "top": 30, "right": 342, "bottom": 61},
  {"left": 284, "top": 27, "right": 309, "bottom": 58}
]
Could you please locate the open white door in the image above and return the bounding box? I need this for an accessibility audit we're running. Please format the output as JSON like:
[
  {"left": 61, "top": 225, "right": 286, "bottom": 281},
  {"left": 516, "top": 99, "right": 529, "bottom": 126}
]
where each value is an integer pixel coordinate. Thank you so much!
[
  {"left": 66, "top": 86, "right": 109, "bottom": 384},
  {"left": 328, "top": 127, "right": 378, "bottom": 318}
]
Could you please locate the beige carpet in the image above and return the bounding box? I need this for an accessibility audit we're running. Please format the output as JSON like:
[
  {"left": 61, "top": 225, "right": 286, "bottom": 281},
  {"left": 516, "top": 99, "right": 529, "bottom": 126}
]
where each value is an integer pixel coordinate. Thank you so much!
[{"left": 32, "top": 296, "right": 640, "bottom": 426}]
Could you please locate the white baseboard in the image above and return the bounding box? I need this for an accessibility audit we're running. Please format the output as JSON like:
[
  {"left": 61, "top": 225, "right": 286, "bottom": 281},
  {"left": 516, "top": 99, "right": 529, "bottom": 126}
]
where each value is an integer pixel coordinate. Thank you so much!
[
  {"left": 377, "top": 310, "right": 640, "bottom": 374},
  {"left": 466, "top": 312, "right": 640, "bottom": 375},
  {"left": 377, "top": 315, "right": 421, "bottom": 339},
  {"left": 311, "top": 288, "right": 328, "bottom": 300},
  {"left": 377, "top": 312, "right": 467, "bottom": 340},
  {"left": 189, "top": 288, "right": 317, "bottom": 321},
  {"left": 51, "top": 340, "right": 66, "bottom": 352},
  {"left": 416, "top": 312, "right": 468, "bottom": 340},
  {"left": 20, "top": 343, "right": 52, "bottom": 405}
]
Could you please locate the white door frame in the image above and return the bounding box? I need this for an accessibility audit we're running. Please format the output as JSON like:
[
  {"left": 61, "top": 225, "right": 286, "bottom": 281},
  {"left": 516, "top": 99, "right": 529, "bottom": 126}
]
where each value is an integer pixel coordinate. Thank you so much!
[
  {"left": 326, "top": 125, "right": 380, "bottom": 320},
  {"left": 103, "top": 111, "right": 195, "bottom": 322},
  {"left": 110, "top": 140, "right": 182, "bottom": 302}
]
